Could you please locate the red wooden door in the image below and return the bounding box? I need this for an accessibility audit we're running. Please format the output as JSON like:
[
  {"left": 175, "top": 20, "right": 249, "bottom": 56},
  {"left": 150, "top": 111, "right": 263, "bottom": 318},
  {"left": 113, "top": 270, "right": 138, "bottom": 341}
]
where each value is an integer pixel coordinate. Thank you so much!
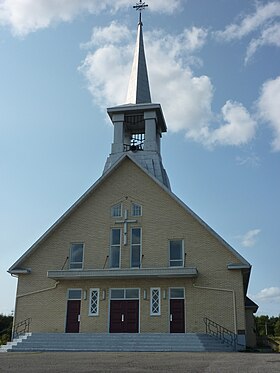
[
  {"left": 110, "top": 300, "right": 139, "bottom": 333},
  {"left": 66, "top": 300, "right": 81, "bottom": 333},
  {"left": 170, "top": 299, "right": 185, "bottom": 333}
]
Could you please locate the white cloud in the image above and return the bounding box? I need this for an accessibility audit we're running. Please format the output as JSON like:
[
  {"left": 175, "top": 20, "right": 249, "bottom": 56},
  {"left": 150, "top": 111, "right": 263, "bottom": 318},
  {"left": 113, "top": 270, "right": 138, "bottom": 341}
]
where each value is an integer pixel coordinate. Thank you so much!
[
  {"left": 182, "top": 27, "right": 208, "bottom": 52},
  {"left": 80, "top": 23, "right": 256, "bottom": 148},
  {"left": 252, "top": 287, "right": 280, "bottom": 302},
  {"left": 258, "top": 76, "right": 280, "bottom": 151},
  {"left": 215, "top": 2, "right": 280, "bottom": 63},
  {"left": 245, "top": 23, "right": 280, "bottom": 63},
  {"left": 205, "top": 101, "right": 257, "bottom": 147},
  {"left": 216, "top": 2, "right": 280, "bottom": 41},
  {"left": 239, "top": 229, "right": 261, "bottom": 248},
  {"left": 0, "top": 0, "right": 182, "bottom": 36}
]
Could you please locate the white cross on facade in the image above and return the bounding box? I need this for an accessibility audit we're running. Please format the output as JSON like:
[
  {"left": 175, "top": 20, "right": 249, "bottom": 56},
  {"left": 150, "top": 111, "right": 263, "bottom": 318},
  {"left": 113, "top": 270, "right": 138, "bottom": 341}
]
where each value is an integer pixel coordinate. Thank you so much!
[{"left": 115, "top": 209, "right": 137, "bottom": 245}]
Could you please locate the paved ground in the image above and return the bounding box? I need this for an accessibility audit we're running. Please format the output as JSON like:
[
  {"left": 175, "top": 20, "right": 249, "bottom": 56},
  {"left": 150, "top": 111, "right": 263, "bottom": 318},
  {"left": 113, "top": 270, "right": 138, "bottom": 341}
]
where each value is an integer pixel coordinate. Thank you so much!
[{"left": 0, "top": 352, "right": 280, "bottom": 373}]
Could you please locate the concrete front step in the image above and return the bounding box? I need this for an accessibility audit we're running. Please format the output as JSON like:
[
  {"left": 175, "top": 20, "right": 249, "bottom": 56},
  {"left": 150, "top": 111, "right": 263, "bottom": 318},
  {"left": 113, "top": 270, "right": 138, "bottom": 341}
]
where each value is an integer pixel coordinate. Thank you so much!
[{"left": 4, "top": 333, "right": 235, "bottom": 352}]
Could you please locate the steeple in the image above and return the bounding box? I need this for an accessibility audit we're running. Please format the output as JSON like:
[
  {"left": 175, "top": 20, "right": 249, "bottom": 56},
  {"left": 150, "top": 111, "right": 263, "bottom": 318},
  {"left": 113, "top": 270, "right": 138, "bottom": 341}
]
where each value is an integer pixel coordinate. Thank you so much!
[
  {"left": 126, "top": 8, "right": 151, "bottom": 104},
  {"left": 103, "top": 1, "right": 171, "bottom": 190}
]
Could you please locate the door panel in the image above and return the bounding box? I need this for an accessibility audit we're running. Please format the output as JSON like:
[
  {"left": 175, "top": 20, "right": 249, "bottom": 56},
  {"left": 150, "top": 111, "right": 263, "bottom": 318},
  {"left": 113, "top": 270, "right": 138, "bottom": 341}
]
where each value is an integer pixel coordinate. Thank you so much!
[
  {"left": 126, "top": 300, "right": 139, "bottom": 333},
  {"left": 66, "top": 300, "right": 81, "bottom": 333},
  {"left": 110, "top": 300, "right": 124, "bottom": 333},
  {"left": 170, "top": 299, "right": 185, "bottom": 333},
  {"left": 110, "top": 300, "right": 139, "bottom": 333}
]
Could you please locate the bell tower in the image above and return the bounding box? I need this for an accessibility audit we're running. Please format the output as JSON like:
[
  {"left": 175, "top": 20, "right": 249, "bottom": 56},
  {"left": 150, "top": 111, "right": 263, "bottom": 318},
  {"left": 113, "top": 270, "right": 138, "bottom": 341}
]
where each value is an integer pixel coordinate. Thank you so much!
[{"left": 103, "top": 1, "right": 170, "bottom": 190}]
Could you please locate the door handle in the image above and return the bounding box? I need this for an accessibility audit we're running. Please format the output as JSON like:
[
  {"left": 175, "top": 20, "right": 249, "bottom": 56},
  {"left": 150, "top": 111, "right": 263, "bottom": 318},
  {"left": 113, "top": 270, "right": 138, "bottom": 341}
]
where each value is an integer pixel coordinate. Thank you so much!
[
  {"left": 170, "top": 314, "right": 173, "bottom": 322},
  {"left": 121, "top": 314, "right": 125, "bottom": 322},
  {"left": 78, "top": 314, "right": 81, "bottom": 322}
]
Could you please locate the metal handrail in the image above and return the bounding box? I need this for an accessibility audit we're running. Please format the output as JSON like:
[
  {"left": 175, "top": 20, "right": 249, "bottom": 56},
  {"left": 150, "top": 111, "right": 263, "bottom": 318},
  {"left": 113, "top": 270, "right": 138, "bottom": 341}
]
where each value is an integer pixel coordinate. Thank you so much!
[
  {"left": 204, "top": 317, "right": 237, "bottom": 350},
  {"left": 12, "top": 318, "right": 31, "bottom": 339}
]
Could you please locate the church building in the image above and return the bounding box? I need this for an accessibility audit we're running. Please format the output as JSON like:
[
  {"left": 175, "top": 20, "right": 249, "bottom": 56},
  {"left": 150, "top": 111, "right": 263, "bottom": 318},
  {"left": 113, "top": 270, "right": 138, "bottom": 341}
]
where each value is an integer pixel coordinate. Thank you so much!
[{"left": 8, "top": 3, "right": 258, "bottom": 351}]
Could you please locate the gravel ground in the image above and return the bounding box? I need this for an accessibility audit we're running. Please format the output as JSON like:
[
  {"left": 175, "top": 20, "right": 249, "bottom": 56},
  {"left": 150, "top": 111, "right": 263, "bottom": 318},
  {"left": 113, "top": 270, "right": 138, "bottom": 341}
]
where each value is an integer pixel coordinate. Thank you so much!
[{"left": 0, "top": 352, "right": 280, "bottom": 373}]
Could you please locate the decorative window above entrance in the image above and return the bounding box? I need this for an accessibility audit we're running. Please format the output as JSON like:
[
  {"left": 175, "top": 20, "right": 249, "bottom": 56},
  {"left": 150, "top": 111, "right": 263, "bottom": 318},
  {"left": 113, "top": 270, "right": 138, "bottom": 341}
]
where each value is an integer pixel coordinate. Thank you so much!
[
  {"left": 68, "top": 289, "right": 82, "bottom": 300},
  {"left": 110, "top": 288, "right": 139, "bottom": 300}
]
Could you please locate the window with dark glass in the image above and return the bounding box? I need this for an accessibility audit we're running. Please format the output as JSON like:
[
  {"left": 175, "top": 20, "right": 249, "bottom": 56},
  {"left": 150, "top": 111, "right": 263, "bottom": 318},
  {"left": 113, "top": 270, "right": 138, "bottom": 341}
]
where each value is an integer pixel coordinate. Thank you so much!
[
  {"left": 131, "top": 228, "right": 141, "bottom": 268},
  {"left": 110, "top": 228, "right": 121, "bottom": 268},
  {"left": 69, "top": 243, "right": 84, "bottom": 269},
  {"left": 169, "top": 240, "right": 184, "bottom": 267},
  {"left": 132, "top": 203, "right": 142, "bottom": 217},
  {"left": 111, "top": 203, "right": 122, "bottom": 217}
]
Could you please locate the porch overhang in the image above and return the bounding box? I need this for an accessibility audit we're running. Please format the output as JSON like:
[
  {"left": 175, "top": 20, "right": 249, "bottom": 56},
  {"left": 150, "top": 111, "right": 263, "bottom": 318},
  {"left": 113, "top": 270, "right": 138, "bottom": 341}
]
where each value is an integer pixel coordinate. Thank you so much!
[{"left": 47, "top": 267, "right": 198, "bottom": 280}]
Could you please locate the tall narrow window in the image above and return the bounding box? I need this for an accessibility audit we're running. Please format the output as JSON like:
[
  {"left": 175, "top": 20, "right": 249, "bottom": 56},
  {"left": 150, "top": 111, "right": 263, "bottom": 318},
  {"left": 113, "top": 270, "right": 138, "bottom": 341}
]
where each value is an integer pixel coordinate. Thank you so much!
[
  {"left": 110, "top": 228, "right": 121, "bottom": 268},
  {"left": 69, "top": 243, "right": 84, "bottom": 269},
  {"left": 150, "top": 288, "right": 161, "bottom": 316},
  {"left": 131, "top": 228, "right": 141, "bottom": 268},
  {"left": 89, "top": 288, "right": 99, "bottom": 316},
  {"left": 169, "top": 240, "right": 184, "bottom": 267}
]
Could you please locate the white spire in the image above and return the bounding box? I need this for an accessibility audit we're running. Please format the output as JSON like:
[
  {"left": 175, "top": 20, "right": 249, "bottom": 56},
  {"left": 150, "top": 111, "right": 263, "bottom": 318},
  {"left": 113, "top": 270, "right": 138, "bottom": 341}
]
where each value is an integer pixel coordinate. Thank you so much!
[{"left": 126, "top": 18, "right": 151, "bottom": 104}]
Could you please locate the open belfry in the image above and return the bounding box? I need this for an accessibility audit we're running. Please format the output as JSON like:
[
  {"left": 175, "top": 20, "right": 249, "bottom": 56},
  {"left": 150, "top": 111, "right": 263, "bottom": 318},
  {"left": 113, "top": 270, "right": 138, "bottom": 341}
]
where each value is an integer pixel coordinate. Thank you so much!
[{"left": 7, "top": 1, "right": 258, "bottom": 352}]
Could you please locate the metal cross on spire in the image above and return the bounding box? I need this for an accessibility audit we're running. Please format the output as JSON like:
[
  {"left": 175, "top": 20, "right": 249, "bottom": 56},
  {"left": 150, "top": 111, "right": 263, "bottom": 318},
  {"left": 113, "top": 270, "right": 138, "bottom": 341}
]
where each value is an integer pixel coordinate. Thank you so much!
[{"left": 133, "top": 1, "right": 148, "bottom": 24}]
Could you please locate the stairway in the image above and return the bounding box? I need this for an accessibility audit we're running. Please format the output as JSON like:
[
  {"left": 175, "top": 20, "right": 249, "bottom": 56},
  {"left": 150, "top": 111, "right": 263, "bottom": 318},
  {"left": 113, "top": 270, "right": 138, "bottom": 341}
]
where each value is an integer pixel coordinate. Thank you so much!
[{"left": 2, "top": 333, "right": 235, "bottom": 352}]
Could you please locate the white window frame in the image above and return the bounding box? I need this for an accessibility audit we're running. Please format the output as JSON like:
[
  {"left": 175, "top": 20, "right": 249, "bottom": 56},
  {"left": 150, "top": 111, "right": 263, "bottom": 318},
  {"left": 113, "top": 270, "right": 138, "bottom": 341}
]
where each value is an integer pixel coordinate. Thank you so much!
[
  {"left": 169, "top": 287, "right": 185, "bottom": 299},
  {"left": 150, "top": 288, "right": 161, "bottom": 316},
  {"left": 110, "top": 228, "right": 121, "bottom": 268},
  {"left": 110, "top": 288, "right": 140, "bottom": 300},
  {"left": 68, "top": 288, "right": 82, "bottom": 300},
  {"left": 131, "top": 203, "right": 142, "bottom": 217},
  {"left": 89, "top": 288, "right": 100, "bottom": 316},
  {"left": 69, "top": 243, "right": 84, "bottom": 270},
  {"left": 130, "top": 227, "right": 142, "bottom": 268},
  {"left": 111, "top": 203, "right": 122, "bottom": 217},
  {"left": 169, "top": 239, "right": 184, "bottom": 267}
]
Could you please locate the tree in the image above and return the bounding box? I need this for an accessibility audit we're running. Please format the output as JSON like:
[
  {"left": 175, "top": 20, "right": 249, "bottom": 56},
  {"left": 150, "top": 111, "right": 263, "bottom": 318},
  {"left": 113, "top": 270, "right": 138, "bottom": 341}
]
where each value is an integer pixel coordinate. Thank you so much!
[
  {"left": 0, "top": 314, "right": 13, "bottom": 345},
  {"left": 254, "top": 315, "right": 280, "bottom": 337},
  {"left": 274, "top": 319, "right": 280, "bottom": 337}
]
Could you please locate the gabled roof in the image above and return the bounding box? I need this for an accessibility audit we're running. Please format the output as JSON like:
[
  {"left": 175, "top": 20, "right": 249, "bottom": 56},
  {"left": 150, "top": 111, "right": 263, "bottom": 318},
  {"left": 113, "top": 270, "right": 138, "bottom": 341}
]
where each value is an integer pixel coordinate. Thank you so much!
[
  {"left": 245, "top": 296, "right": 259, "bottom": 313},
  {"left": 9, "top": 154, "right": 251, "bottom": 276}
]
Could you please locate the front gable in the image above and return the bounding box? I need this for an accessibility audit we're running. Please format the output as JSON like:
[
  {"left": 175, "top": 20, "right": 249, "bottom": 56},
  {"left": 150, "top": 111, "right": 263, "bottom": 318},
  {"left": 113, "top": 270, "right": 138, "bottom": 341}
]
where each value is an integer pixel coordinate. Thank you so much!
[{"left": 9, "top": 156, "right": 250, "bottom": 282}]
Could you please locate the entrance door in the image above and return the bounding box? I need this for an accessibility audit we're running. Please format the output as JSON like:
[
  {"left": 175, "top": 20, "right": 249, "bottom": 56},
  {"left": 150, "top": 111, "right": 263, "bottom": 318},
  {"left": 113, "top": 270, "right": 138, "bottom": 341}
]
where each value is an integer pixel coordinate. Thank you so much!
[
  {"left": 170, "top": 299, "right": 185, "bottom": 333},
  {"left": 110, "top": 300, "right": 139, "bottom": 333},
  {"left": 170, "top": 288, "right": 185, "bottom": 333},
  {"left": 66, "top": 299, "right": 81, "bottom": 333}
]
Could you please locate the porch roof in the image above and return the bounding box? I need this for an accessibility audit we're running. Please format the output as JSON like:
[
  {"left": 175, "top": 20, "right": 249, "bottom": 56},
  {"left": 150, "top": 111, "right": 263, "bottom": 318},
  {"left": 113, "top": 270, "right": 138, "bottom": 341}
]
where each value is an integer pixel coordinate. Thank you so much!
[{"left": 47, "top": 267, "right": 198, "bottom": 280}]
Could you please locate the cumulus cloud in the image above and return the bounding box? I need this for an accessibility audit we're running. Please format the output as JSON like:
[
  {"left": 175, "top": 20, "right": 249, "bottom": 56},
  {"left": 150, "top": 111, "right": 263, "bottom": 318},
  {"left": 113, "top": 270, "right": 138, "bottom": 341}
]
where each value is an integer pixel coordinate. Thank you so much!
[
  {"left": 245, "top": 23, "right": 280, "bottom": 63},
  {"left": 0, "top": 0, "right": 182, "bottom": 36},
  {"left": 204, "top": 101, "right": 257, "bottom": 147},
  {"left": 215, "top": 1, "right": 280, "bottom": 63},
  {"left": 239, "top": 229, "right": 261, "bottom": 248},
  {"left": 252, "top": 287, "right": 280, "bottom": 302},
  {"left": 258, "top": 76, "right": 280, "bottom": 151},
  {"left": 216, "top": 2, "right": 280, "bottom": 41},
  {"left": 80, "top": 22, "right": 256, "bottom": 148}
]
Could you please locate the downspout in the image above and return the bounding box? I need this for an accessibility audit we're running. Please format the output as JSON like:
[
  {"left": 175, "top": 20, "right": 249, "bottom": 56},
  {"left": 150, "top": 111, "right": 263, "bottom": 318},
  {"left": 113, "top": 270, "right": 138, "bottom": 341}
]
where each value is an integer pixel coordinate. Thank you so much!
[
  {"left": 192, "top": 282, "right": 237, "bottom": 334},
  {"left": 16, "top": 281, "right": 60, "bottom": 298}
]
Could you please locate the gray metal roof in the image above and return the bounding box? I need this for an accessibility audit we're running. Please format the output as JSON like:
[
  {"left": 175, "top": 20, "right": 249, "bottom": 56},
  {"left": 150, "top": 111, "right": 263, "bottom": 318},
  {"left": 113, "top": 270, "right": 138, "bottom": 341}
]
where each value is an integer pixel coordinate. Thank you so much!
[{"left": 126, "top": 21, "right": 151, "bottom": 104}]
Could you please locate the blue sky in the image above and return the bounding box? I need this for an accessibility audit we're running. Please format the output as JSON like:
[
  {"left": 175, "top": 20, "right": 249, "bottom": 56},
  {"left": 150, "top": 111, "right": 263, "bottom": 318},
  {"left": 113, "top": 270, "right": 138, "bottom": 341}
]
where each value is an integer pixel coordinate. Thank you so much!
[{"left": 0, "top": 0, "right": 279, "bottom": 316}]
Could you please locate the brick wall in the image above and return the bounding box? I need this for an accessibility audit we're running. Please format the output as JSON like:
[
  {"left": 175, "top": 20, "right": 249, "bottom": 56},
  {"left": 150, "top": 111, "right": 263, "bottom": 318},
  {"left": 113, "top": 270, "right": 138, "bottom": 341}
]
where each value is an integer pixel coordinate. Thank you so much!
[{"left": 14, "top": 158, "right": 247, "bottom": 334}]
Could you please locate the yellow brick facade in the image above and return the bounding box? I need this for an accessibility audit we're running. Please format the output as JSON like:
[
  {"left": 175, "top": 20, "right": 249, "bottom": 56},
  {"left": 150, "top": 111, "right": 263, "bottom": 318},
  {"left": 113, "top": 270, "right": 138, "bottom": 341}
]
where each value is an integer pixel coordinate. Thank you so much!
[{"left": 13, "top": 158, "right": 247, "bottom": 336}]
